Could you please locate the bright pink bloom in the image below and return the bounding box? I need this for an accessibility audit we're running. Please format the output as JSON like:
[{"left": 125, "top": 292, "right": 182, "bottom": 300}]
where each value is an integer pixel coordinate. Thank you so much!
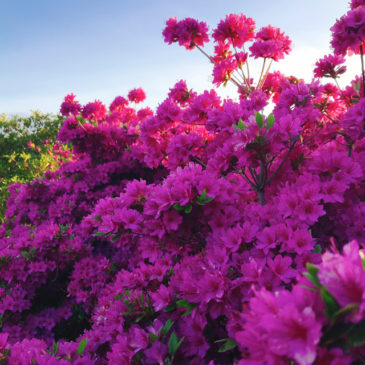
[
  {"left": 150, "top": 285, "right": 173, "bottom": 311},
  {"left": 128, "top": 88, "right": 146, "bottom": 103},
  {"left": 318, "top": 240, "right": 365, "bottom": 321},
  {"left": 234, "top": 51, "right": 248, "bottom": 66},
  {"left": 128, "top": 326, "right": 149, "bottom": 352},
  {"left": 109, "top": 96, "right": 128, "bottom": 111},
  {"left": 286, "top": 229, "right": 314, "bottom": 254},
  {"left": 250, "top": 25, "right": 292, "bottom": 61},
  {"left": 313, "top": 54, "right": 347, "bottom": 78},
  {"left": 212, "top": 42, "right": 232, "bottom": 63},
  {"left": 60, "top": 93, "right": 81, "bottom": 116},
  {"left": 267, "top": 255, "right": 296, "bottom": 283},
  {"left": 212, "top": 14, "right": 256, "bottom": 48},
  {"left": 179, "top": 313, "right": 209, "bottom": 358},
  {"left": 236, "top": 288, "right": 322, "bottom": 365},
  {"left": 81, "top": 100, "right": 107, "bottom": 121},
  {"left": 137, "top": 107, "right": 153, "bottom": 121},
  {"left": 331, "top": 6, "right": 365, "bottom": 55},
  {"left": 351, "top": 0, "right": 365, "bottom": 9},
  {"left": 107, "top": 335, "right": 134, "bottom": 364},
  {"left": 212, "top": 57, "right": 238, "bottom": 86},
  {"left": 168, "top": 80, "right": 196, "bottom": 105},
  {"left": 163, "top": 17, "right": 209, "bottom": 50}
]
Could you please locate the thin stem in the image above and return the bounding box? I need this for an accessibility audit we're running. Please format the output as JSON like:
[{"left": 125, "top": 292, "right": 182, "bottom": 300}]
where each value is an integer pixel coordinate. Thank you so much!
[
  {"left": 258, "top": 59, "right": 273, "bottom": 89},
  {"left": 179, "top": 120, "right": 206, "bottom": 126},
  {"left": 193, "top": 42, "right": 250, "bottom": 94},
  {"left": 78, "top": 121, "right": 87, "bottom": 132},
  {"left": 248, "top": 166, "right": 259, "bottom": 185},
  {"left": 243, "top": 45, "right": 251, "bottom": 84},
  {"left": 233, "top": 43, "right": 251, "bottom": 90},
  {"left": 238, "top": 169, "right": 256, "bottom": 187},
  {"left": 334, "top": 78, "right": 341, "bottom": 91},
  {"left": 193, "top": 43, "right": 215, "bottom": 64},
  {"left": 266, "top": 140, "right": 296, "bottom": 186},
  {"left": 257, "top": 58, "right": 267, "bottom": 89},
  {"left": 360, "top": 44, "right": 365, "bottom": 97},
  {"left": 190, "top": 156, "right": 207, "bottom": 168},
  {"left": 254, "top": 160, "right": 267, "bottom": 206}
]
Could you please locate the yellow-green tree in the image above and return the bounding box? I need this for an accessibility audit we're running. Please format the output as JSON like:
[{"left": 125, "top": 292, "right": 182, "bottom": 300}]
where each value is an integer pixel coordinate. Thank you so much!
[{"left": 0, "top": 111, "right": 70, "bottom": 221}]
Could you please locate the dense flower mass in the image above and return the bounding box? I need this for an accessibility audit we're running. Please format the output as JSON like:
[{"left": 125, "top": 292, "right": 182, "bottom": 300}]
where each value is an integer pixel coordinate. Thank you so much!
[
  {"left": 0, "top": 3, "right": 365, "bottom": 364},
  {"left": 331, "top": 5, "right": 365, "bottom": 55},
  {"left": 351, "top": 0, "right": 365, "bottom": 9}
]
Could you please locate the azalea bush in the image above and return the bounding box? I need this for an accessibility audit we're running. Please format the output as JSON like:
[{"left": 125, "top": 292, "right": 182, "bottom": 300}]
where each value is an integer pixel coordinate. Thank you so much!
[
  {"left": 0, "top": 1, "right": 364, "bottom": 364},
  {"left": 0, "top": 112, "right": 71, "bottom": 221}
]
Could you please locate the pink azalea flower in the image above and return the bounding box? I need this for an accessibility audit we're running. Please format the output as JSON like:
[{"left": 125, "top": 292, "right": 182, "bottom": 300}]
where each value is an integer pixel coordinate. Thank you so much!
[
  {"left": 250, "top": 25, "right": 291, "bottom": 61},
  {"left": 212, "top": 14, "right": 256, "bottom": 48},
  {"left": 313, "top": 54, "right": 347, "bottom": 79},
  {"left": 128, "top": 88, "right": 146, "bottom": 103}
]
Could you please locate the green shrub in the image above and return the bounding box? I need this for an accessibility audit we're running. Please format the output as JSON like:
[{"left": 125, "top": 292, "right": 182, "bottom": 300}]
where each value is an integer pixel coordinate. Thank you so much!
[{"left": 0, "top": 111, "right": 70, "bottom": 221}]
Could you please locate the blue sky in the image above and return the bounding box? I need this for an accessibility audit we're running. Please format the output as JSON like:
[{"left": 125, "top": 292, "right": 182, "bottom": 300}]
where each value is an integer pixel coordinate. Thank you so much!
[{"left": 0, "top": 0, "right": 357, "bottom": 115}]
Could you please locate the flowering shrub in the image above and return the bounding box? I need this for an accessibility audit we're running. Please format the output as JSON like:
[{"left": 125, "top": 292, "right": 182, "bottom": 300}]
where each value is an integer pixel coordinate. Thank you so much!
[{"left": 0, "top": 1, "right": 364, "bottom": 364}]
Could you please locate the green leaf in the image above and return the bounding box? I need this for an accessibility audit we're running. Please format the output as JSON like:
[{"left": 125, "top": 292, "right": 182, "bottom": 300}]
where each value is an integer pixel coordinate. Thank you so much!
[
  {"left": 51, "top": 342, "right": 59, "bottom": 356},
  {"left": 351, "top": 95, "right": 360, "bottom": 104},
  {"left": 197, "top": 194, "right": 214, "bottom": 206},
  {"left": 111, "top": 234, "right": 120, "bottom": 242},
  {"left": 77, "top": 338, "right": 88, "bottom": 356},
  {"left": 232, "top": 124, "right": 239, "bottom": 132},
  {"left": 266, "top": 113, "right": 275, "bottom": 129},
  {"left": 359, "top": 251, "right": 365, "bottom": 271},
  {"left": 182, "top": 307, "right": 195, "bottom": 316},
  {"left": 124, "top": 299, "right": 135, "bottom": 312},
  {"left": 172, "top": 203, "right": 184, "bottom": 211},
  {"left": 184, "top": 204, "right": 192, "bottom": 214},
  {"left": 148, "top": 332, "right": 159, "bottom": 341},
  {"left": 164, "top": 304, "right": 176, "bottom": 312},
  {"left": 255, "top": 112, "right": 264, "bottom": 128},
  {"left": 168, "top": 332, "right": 184, "bottom": 357},
  {"left": 176, "top": 299, "right": 195, "bottom": 308},
  {"left": 176, "top": 299, "right": 196, "bottom": 316},
  {"left": 311, "top": 244, "right": 322, "bottom": 254},
  {"left": 320, "top": 286, "right": 340, "bottom": 318},
  {"left": 163, "top": 319, "right": 174, "bottom": 337},
  {"left": 303, "top": 263, "right": 321, "bottom": 288},
  {"left": 238, "top": 118, "right": 246, "bottom": 131},
  {"left": 353, "top": 80, "right": 361, "bottom": 93},
  {"left": 136, "top": 314, "right": 146, "bottom": 322},
  {"left": 217, "top": 338, "right": 237, "bottom": 352},
  {"left": 320, "top": 322, "right": 352, "bottom": 346},
  {"left": 200, "top": 189, "right": 207, "bottom": 199},
  {"left": 20, "top": 251, "right": 29, "bottom": 260},
  {"left": 334, "top": 303, "right": 359, "bottom": 319},
  {"left": 92, "top": 232, "right": 105, "bottom": 237},
  {"left": 140, "top": 291, "right": 144, "bottom": 307},
  {"left": 348, "top": 319, "right": 365, "bottom": 347}
]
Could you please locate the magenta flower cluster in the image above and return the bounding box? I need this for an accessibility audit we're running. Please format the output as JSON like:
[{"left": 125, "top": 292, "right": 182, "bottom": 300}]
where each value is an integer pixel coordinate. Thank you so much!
[
  {"left": 163, "top": 12, "right": 292, "bottom": 94},
  {"left": 0, "top": 3, "right": 364, "bottom": 364}
]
